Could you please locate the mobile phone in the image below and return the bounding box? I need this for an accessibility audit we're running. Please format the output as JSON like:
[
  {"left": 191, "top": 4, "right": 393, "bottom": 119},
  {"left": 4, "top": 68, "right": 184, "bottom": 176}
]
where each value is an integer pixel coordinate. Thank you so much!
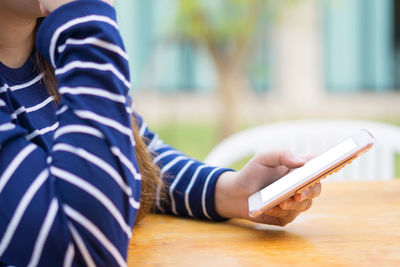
[{"left": 248, "top": 129, "right": 375, "bottom": 218}]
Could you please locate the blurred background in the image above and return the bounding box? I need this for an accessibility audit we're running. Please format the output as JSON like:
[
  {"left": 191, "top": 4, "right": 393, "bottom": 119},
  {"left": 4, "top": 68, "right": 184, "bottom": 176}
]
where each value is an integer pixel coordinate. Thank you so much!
[{"left": 114, "top": 0, "right": 400, "bottom": 167}]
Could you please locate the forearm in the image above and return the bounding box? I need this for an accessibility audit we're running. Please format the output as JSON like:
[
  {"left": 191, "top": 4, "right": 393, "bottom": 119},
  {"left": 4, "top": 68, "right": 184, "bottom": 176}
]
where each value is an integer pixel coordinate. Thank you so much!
[
  {"left": 134, "top": 113, "right": 231, "bottom": 221},
  {"left": 214, "top": 171, "right": 243, "bottom": 219}
]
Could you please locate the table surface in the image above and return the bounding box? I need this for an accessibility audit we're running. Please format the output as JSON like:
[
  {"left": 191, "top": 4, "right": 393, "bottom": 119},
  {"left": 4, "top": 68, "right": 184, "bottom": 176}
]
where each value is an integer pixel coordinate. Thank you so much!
[{"left": 127, "top": 180, "right": 400, "bottom": 266}]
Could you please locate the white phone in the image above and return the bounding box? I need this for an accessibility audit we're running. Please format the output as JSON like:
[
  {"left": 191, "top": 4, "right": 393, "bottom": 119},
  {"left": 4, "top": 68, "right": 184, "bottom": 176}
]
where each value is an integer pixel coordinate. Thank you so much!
[{"left": 248, "top": 129, "right": 375, "bottom": 218}]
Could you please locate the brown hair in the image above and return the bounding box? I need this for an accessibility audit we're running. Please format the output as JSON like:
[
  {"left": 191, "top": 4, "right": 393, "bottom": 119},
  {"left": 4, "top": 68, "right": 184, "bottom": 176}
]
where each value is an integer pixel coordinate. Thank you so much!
[{"left": 34, "top": 19, "right": 162, "bottom": 223}]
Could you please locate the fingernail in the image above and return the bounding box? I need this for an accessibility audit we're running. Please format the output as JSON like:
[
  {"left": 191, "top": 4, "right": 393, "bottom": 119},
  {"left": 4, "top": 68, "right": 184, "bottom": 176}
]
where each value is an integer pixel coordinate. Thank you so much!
[{"left": 293, "top": 156, "right": 306, "bottom": 165}]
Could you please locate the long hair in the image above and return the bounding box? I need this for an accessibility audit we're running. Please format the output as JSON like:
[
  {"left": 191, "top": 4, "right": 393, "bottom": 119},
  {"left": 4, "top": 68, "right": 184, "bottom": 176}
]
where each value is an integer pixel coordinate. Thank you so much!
[{"left": 34, "top": 19, "right": 162, "bottom": 222}]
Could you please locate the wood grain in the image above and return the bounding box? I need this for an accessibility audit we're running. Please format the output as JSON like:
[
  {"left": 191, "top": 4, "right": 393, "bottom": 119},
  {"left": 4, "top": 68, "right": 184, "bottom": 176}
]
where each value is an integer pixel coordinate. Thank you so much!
[{"left": 128, "top": 181, "right": 400, "bottom": 266}]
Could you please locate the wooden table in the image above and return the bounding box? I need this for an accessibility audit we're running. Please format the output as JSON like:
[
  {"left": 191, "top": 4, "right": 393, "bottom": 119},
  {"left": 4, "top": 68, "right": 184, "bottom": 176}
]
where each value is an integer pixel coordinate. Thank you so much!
[{"left": 128, "top": 181, "right": 400, "bottom": 266}]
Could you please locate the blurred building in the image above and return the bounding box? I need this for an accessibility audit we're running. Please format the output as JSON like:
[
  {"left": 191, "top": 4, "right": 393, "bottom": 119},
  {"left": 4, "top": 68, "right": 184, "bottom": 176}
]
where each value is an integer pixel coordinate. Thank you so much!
[{"left": 115, "top": 0, "right": 400, "bottom": 124}]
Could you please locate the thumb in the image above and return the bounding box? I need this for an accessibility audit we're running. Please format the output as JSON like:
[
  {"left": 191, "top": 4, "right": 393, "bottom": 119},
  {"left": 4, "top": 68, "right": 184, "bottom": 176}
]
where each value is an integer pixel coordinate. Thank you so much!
[
  {"left": 38, "top": 2, "right": 50, "bottom": 16},
  {"left": 254, "top": 150, "right": 306, "bottom": 169}
]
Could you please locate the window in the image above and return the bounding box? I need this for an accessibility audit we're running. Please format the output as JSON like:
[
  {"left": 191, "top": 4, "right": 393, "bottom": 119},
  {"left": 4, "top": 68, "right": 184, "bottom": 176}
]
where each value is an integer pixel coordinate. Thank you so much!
[{"left": 323, "top": 0, "right": 396, "bottom": 92}]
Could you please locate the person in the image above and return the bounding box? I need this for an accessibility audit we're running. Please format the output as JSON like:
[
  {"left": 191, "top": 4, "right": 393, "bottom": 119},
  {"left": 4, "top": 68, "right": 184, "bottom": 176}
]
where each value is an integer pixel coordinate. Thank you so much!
[{"left": 0, "top": 0, "right": 321, "bottom": 265}]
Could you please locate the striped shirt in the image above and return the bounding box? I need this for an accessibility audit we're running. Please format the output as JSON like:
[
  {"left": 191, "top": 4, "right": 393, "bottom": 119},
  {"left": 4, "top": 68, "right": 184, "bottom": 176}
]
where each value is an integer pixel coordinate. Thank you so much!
[{"left": 0, "top": 1, "right": 228, "bottom": 266}]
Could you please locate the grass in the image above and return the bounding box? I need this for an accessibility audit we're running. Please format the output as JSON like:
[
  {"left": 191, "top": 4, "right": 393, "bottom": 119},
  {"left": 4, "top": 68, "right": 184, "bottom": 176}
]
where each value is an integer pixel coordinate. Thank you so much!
[
  {"left": 151, "top": 121, "right": 219, "bottom": 162},
  {"left": 152, "top": 120, "right": 400, "bottom": 178}
]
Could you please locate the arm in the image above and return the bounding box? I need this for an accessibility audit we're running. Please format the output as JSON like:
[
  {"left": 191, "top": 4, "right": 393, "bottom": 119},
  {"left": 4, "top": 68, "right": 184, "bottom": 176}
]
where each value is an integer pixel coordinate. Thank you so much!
[
  {"left": 135, "top": 115, "right": 321, "bottom": 225},
  {"left": 0, "top": 1, "right": 137, "bottom": 265},
  {"left": 133, "top": 114, "right": 230, "bottom": 221}
]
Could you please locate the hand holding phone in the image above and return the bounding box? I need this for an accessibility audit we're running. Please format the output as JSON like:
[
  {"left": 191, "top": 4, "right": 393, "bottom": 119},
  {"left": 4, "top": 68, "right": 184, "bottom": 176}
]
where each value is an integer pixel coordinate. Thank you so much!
[{"left": 248, "top": 129, "right": 375, "bottom": 218}]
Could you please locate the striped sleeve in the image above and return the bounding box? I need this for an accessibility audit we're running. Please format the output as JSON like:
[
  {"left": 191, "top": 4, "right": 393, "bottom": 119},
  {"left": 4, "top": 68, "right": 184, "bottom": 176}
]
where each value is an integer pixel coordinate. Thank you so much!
[
  {"left": 0, "top": 1, "right": 139, "bottom": 266},
  {"left": 134, "top": 114, "right": 232, "bottom": 221}
]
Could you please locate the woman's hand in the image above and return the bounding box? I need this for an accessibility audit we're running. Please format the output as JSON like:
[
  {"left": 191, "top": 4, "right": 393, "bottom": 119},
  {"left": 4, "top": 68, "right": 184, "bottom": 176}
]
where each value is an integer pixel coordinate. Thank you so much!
[
  {"left": 37, "top": 0, "right": 114, "bottom": 15},
  {"left": 215, "top": 151, "right": 321, "bottom": 226}
]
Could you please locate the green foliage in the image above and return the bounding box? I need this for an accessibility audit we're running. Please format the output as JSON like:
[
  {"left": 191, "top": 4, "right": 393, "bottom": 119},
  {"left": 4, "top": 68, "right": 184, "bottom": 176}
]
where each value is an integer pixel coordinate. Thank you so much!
[
  {"left": 152, "top": 120, "right": 253, "bottom": 170},
  {"left": 177, "top": 0, "right": 251, "bottom": 43},
  {"left": 151, "top": 121, "right": 219, "bottom": 160},
  {"left": 176, "top": 0, "right": 297, "bottom": 45}
]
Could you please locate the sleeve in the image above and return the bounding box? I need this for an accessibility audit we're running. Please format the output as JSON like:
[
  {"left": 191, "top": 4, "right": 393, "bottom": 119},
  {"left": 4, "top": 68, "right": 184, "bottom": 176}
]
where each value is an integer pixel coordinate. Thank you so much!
[
  {"left": 0, "top": 1, "right": 139, "bottom": 266},
  {"left": 133, "top": 113, "right": 232, "bottom": 221}
]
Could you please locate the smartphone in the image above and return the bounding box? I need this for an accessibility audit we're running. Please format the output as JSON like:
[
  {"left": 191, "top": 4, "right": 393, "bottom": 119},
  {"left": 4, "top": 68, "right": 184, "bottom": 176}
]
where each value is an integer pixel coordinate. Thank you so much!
[{"left": 248, "top": 129, "right": 375, "bottom": 218}]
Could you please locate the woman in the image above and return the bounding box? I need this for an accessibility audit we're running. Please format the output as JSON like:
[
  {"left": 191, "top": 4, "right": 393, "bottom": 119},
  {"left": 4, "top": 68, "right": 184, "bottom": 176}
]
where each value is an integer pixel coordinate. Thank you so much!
[{"left": 0, "top": 0, "right": 321, "bottom": 266}]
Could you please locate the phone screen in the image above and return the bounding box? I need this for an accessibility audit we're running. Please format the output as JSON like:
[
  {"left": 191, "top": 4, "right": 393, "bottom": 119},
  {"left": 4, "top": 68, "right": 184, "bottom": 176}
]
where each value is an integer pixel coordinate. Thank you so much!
[{"left": 260, "top": 137, "right": 358, "bottom": 203}]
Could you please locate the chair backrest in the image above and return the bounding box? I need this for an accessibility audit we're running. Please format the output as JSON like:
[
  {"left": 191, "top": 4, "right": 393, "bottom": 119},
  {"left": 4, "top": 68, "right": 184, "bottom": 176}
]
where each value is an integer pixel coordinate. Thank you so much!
[{"left": 204, "top": 120, "right": 400, "bottom": 181}]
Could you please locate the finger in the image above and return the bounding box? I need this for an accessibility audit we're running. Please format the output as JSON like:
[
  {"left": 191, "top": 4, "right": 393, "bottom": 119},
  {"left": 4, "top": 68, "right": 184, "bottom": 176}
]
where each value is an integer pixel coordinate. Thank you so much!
[
  {"left": 38, "top": 2, "right": 50, "bottom": 16},
  {"left": 254, "top": 150, "right": 306, "bottom": 169},
  {"left": 264, "top": 205, "right": 291, "bottom": 217},
  {"left": 260, "top": 208, "right": 301, "bottom": 226},
  {"left": 102, "top": 0, "right": 114, "bottom": 6},
  {"left": 276, "top": 213, "right": 300, "bottom": 226},
  {"left": 249, "top": 213, "right": 282, "bottom": 226},
  {"left": 293, "top": 183, "right": 322, "bottom": 202},
  {"left": 279, "top": 198, "right": 313, "bottom": 212}
]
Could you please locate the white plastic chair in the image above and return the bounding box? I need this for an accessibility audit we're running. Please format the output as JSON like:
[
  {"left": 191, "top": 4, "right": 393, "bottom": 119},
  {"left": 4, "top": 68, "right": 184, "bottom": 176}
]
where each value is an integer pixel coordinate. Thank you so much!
[{"left": 204, "top": 120, "right": 400, "bottom": 181}]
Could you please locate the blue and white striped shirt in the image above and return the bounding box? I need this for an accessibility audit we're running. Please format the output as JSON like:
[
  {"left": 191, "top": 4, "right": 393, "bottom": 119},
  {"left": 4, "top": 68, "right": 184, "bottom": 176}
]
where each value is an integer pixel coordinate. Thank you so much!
[{"left": 0, "top": 1, "right": 228, "bottom": 266}]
